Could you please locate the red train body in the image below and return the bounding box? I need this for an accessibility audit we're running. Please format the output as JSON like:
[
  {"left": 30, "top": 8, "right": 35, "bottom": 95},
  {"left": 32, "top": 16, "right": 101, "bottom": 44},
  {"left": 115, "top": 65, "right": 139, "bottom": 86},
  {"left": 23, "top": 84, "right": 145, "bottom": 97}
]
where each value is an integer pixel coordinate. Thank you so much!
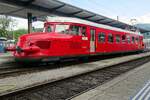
[{"left": 8, "top": 17, "right": 145, "bottom": 62}]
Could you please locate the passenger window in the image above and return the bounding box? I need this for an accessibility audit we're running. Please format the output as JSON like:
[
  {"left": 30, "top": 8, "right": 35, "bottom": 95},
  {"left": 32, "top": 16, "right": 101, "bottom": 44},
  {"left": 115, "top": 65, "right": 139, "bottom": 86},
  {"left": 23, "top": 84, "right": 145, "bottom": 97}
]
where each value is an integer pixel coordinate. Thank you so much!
[
  {"left": 70, "top": 25, "right": 80, "bottom": 35},
  {"left": 81, "top": 27, "right": 87, "bottom": 36},
  {"left": 55, "top": 24, "right": 69, "bottom": 33},
  {"left": 108, "top": 33, "right": 113, "bottom": 43},
  {"left": 66, "top": 25, "right": 87, "bottom": 36},
  {"left": 132, "top": 37, "right": 135, "bottom": 43},
  {"left": 135, "top": 37, "right": 139, "bottom": 43},
  {"left": 127, "top": 35, "right": 130, "bottom": 43},
  {"left": 116, "top": 35, "right": 121, "bottom": 43},
  {"left": 122, "top": 35, "right": 126, "bottom": 42},
  {"left": 98, "top": 33, "right": 105, "bottom": 43}
]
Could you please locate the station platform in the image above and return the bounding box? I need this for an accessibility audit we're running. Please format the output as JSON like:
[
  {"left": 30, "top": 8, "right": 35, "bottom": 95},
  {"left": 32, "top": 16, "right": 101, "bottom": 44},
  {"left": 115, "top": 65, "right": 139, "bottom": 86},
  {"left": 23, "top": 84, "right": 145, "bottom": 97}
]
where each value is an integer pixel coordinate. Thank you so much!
[
  {"left": 71, "top": 60, "right": 150, "bottom": 100},
  {"left": 0, "top": 53, "right": 14, "bottom": 64},
  {"left": 0, "top": 52, "right": 13, "bottom": 57}
]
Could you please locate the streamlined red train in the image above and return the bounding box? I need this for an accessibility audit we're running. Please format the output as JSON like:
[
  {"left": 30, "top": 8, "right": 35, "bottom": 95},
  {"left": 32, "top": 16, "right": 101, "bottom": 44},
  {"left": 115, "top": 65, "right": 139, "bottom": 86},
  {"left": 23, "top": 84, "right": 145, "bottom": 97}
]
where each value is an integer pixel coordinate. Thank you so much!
[{"left": 7, "top": 17, "right": 145, "bottom": 62}]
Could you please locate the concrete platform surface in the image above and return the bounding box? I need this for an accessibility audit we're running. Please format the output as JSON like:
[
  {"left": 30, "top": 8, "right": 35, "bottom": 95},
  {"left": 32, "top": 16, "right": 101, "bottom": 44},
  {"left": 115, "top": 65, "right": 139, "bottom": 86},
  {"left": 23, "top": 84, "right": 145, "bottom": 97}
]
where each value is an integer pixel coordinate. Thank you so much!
[
  {"left": 0, "top": 52, "right": 150, "bottom": 96},
  {"left": 71, "top": 59, "right": 150, "bottom": 100},
  {"left": 132, "top": 81, "right": 150, "bottom": 100},
  {"left": 0, "top": 53, "right": 12, "bottom": 57},
  {"left": 0, "top": 53, "right": 14, "bottom": 64}
]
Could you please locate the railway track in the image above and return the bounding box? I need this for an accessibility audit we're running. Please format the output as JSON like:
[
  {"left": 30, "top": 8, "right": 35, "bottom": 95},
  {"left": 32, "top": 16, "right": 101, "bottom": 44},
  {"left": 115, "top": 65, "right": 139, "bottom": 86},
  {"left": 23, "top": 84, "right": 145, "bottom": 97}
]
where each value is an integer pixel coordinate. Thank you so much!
[
  {"left": 0, "top": 53, "right": 134, "bottom": 78},
  {"left": 0, "top": 54, "right": 150, "bottom": 100}
]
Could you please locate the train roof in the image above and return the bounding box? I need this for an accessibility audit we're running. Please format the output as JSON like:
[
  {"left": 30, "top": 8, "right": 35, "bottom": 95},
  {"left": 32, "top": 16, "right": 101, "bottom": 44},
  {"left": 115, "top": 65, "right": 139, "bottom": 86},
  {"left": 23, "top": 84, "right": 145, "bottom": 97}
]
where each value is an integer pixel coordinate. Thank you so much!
[{"left": 47, "top": 17, "right": 142, "bottom": 36}]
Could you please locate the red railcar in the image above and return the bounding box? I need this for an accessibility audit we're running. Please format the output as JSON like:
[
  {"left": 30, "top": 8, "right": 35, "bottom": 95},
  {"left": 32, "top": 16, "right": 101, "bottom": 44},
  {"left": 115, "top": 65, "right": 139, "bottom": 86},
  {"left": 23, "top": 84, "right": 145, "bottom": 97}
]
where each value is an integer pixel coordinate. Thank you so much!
[{"left": 7, "top": 17, "right": 145, "bottom": 62}]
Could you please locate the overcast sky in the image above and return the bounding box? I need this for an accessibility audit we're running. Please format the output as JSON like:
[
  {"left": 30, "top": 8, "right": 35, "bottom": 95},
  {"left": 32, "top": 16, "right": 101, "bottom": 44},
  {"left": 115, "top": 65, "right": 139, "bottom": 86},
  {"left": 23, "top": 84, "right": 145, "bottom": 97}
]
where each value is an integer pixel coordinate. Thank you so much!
[{"left": 13, "top": 0, "right": 150, "bottom": 30}]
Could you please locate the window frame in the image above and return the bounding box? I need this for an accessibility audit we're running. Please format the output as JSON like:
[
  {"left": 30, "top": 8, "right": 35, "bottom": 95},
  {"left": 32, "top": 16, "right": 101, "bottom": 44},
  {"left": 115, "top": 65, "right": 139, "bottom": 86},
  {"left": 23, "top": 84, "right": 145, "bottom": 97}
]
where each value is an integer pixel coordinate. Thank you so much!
[
  {"left": 132, "top": 36, "right": 135, "bottom": 43},
  {"left": 45, "top": 24, "right": 54, "bottom": 33},
  {"left": 135, "top": 37, "right": 139, "bottom": 43},
  {"left": 116, "top": 34, "right": 121, "bottom": 43},
  {"left": 122, "top": 35, "right": 126, "bottom": 43},
  {"left": 108, "top": 33, "right": 114, "bottom": 43},
  {"left": 80, "top": 26, "right": 87, "bottom": 36},
  {"left": 90, "top": 29, "right": 96, "bottom": 41},
  {"left": 98, "top": 32, "right": 106, "bottom": 43},
  {"left": 69, "top": 25, "right": 81, "bottom": 35},
  {"left": 127, "top": 35, "right": 131, "bottom": 43},
  {"left": 69, "top": 24, "right": 87, "bottom": 36}
]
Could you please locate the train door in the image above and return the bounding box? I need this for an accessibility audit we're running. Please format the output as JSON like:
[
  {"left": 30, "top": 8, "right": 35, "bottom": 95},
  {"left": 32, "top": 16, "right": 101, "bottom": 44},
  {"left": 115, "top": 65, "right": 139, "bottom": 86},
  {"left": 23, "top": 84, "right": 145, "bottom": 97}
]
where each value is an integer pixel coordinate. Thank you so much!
[{"left": 90, "top": 28, "right": 96, "bottom": 52}]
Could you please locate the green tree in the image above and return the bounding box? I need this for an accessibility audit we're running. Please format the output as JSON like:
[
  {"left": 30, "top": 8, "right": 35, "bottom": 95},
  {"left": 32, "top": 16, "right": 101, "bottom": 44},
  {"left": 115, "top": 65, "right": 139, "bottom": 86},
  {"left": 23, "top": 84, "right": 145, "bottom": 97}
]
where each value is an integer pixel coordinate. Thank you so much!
[
  {"left": 13, "top": 29, "right": 27, "bottom": 41},
  {"left": 0, "top": 15, "right": 15, "bottom": 37},
  {"left": 13, "top": 28, "right": 44, "bottom": 41}
]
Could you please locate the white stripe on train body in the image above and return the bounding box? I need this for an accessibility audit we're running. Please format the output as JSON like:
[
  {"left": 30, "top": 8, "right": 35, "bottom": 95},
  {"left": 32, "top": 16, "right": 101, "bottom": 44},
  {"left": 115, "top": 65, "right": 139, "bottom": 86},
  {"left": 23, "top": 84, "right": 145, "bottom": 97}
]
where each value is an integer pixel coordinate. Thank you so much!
[{"left": 47, "top": 17, "right": 142, "bottom": 35}]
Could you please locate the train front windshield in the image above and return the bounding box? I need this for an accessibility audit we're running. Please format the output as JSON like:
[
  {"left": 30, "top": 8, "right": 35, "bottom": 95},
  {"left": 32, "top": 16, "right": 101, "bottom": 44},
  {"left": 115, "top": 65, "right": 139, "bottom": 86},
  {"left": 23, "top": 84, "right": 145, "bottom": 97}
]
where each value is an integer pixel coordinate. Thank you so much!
[
  {"left": 44, "top": 25, "right": 54, "bottom": 32},
  {"left": 55, "top": 24, "right": 81, "bottom": 35},
  {"left": 44, "top": 24, "right": 70, "bottom": 33},
  {"left": 55, "top": 24, "right": 70, "bottom": 33},
  {"left": 44, "top": 24, "right": 82, "bottom": 35}
]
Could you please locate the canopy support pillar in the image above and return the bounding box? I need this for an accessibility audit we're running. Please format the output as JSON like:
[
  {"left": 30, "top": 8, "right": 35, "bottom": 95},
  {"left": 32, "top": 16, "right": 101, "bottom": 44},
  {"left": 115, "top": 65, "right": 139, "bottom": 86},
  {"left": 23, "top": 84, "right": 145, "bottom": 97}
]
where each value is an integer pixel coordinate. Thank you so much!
[{"left": 27, "top": 13, "right": 32, "bottom": 33}]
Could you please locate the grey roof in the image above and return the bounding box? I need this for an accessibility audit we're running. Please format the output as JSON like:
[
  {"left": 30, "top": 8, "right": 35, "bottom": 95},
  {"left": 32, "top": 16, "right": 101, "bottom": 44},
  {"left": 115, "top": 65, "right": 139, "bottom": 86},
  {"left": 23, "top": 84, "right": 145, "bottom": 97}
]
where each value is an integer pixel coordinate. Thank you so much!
[{"left": 0, "top": 0, "right": 149, "bottom": 33}]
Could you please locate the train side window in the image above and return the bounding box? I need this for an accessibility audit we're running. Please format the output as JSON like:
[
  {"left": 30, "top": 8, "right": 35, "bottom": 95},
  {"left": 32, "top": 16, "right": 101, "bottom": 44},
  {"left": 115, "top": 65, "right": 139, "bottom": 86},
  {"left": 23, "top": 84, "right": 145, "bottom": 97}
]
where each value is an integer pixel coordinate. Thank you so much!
[
  {"left": 122, "top": 35, "right": 126, "bottom": 43},
  {"left": 98, "top": 33, "right": 105, "bottom": 43},
  {"left": 132, "top": 37, "right": 135, "bottom": 43},
  {"left": 70, "top": 25, "right": 80, "bottom": 35},
  {"left": 135, "top": 37, "right": 139, "bottom": 43},
  {"left": 127, "top": 35, "right": 130, "bottom": 43},
  {"left": 116, "top": 35, "right": 121, "bottom": 43},
  {"left": 81, "top": 26, "right": 87, "bottom": 36},
  {"left": 70, "top": 25, "right": 87, "bottom": 36},
  {"left": 108, "top": 33, "right": 113, "bottom": 43}
]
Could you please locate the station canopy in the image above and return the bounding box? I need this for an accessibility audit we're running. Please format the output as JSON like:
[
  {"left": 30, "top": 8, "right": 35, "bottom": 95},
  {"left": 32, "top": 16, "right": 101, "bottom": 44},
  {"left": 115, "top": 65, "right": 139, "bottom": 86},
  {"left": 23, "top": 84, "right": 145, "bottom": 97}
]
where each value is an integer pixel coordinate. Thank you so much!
[{"left": 0, "top": 0, "right": 149, "bottom": 33}]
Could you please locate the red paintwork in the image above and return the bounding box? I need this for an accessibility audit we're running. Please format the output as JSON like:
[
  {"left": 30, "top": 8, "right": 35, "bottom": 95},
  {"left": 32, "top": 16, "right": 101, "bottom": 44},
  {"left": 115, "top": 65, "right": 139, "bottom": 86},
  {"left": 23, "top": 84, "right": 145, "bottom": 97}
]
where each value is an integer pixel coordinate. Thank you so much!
[{"left": 9, "top": 21, "right": 145, "bottom": 61}]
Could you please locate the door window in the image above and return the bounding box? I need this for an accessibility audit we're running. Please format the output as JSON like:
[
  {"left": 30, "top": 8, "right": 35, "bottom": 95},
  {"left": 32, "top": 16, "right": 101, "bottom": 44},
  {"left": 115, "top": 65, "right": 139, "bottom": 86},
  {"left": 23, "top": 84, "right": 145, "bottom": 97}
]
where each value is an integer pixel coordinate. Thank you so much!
[{"left": 90, "top": 29, "right": 95, "bottom": 41}]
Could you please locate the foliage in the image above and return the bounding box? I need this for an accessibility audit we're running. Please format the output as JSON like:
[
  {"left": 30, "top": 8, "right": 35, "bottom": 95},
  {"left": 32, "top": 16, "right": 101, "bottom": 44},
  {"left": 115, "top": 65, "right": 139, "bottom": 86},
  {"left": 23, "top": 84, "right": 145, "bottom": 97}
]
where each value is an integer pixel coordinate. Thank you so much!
[
  {"left": 13, "top": 28, "right": 44, "bottom": 41},
  {"left": 0, "top": 15, "right": 16, "bottom": 37},
  {"left": 13, "top": 29, "right": 27, "bottom": 40},
  {"left": 0, "top": 29, "right": 8, "bottom": 37},
  {"left": 32, "top": 27, "right": 43, "bottom": 32}
]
